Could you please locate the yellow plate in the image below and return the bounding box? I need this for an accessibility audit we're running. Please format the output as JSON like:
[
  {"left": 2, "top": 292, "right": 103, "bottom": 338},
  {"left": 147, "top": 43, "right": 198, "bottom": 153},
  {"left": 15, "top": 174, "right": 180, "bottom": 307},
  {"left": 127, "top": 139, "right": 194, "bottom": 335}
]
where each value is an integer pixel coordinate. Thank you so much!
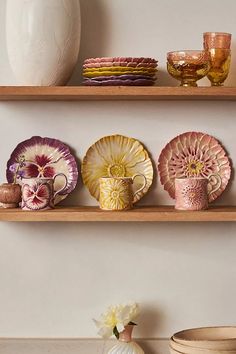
[
  {"left": 83, "top": 70, "right": 157, "bottom": 78},
  {"left": 82, "top": 134, "right": 154, "bottom": 203},
  {"left": 83, "top": 66, "right": 157, "bottom": 73}
]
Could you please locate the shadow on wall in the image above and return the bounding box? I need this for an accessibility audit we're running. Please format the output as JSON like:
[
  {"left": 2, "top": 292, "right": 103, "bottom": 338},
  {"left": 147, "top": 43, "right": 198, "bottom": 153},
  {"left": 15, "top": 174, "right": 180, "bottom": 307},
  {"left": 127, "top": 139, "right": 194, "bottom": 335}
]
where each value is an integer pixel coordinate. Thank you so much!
[
  {"left": 69, "top": 0, "right": 109, "bottom": 85},
  {"left": 226, "top": 41, "right": 236, "bottom": 86},
  {"left": 139, "top": 304, "right": 165, "bottom": 338},
  {"left": 157, "top": 69, "right": 178, "bottom": 87}
]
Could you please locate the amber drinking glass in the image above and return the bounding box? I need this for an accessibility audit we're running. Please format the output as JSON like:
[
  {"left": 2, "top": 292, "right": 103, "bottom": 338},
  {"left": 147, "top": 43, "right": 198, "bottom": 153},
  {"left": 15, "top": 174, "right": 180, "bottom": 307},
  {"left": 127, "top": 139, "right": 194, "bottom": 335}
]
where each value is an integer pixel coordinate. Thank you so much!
[
  {"left": 203, "top": 32, "right": 231, "bottom": 50},
  {"left": 167, "top": 50, "right": 210, "bottom": 87},
  {"left": 203, "top": 32, "right": 232, "bottom": 86},
  {"left": 206, "top": 48, "right": 231, "bottom": 86}
]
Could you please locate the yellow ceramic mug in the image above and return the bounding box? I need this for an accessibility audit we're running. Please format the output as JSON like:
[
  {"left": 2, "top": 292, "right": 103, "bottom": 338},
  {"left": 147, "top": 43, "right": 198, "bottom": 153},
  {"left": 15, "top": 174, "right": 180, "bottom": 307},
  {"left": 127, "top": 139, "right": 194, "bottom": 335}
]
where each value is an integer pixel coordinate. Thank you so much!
[{"left": 99, "top": 174, "right": 147, "bottom": 211}]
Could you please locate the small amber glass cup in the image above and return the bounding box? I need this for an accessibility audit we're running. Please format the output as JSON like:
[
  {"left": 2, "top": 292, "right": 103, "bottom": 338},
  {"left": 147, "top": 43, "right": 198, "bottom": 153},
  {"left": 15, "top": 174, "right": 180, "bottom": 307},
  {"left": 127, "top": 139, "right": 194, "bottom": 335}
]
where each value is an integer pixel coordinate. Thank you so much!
[{"left": 167, "top": 50, "right": 210, "bottom": 87}]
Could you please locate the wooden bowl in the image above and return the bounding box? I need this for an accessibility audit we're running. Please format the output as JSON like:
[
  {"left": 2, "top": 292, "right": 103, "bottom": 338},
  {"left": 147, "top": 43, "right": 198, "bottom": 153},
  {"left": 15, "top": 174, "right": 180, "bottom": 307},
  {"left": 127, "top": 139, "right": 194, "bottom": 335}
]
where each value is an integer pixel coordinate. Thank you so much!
[
  {"left": 173, "top": 327, "right": 236, "bottom": 350},
  {"left": 170, "top": 345, "right": 188, "bottom": 354},
  {"left": 170, "top": 337, "right": 236, "bottom": 354}
]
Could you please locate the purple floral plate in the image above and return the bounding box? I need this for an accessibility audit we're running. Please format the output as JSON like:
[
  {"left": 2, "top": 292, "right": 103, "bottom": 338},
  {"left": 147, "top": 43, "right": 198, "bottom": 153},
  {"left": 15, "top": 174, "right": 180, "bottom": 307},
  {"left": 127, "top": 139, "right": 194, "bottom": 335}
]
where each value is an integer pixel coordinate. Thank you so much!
[
  {"left": 83, "top": 78, "right": 155, "bottom": 86},
  {"left": 84, "top": 74, "right": 156, "bottom": 81},
  {"left": 6, "top": 136, "right": 78, "bottom": 205}
]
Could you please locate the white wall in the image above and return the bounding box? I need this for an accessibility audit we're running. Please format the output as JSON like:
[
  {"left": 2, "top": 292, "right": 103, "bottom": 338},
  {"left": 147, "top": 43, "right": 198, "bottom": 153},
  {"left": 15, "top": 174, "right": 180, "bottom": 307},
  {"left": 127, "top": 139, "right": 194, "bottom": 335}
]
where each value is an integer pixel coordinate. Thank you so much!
[{"left": 0, "top": 0, "right": 236, "bottom": 339}]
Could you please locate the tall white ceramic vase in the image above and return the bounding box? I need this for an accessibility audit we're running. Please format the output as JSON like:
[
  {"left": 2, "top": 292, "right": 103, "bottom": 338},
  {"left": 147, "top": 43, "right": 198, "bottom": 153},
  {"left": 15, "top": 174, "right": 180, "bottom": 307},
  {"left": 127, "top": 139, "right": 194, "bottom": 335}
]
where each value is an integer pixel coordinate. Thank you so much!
[{"left": 6, "top": 0, "right": 81, "bottom": 86}]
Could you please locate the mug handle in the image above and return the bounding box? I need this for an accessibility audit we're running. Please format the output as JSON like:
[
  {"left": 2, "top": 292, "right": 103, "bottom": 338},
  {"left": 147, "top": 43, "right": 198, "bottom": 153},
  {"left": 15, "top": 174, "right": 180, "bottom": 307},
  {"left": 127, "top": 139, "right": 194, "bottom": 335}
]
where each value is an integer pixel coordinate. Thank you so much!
[
  {"left": 207, "top": 173, "right": 222, "bottom": 197},
  {"left": 132, "top": 173, "right": 147, "bottom": 198},
  {"left": 53, "top": 173, "right": 68, "bottom": 199}
]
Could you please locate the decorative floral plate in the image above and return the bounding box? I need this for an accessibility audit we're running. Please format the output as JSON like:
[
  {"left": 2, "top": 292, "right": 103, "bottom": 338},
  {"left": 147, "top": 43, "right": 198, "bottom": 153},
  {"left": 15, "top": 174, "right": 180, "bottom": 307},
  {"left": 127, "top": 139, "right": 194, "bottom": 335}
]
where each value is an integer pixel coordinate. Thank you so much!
[
  {"left": 83, "top": 78, "right": 155, "bottom": 86},
  {"left": 83, "top": 71, "right": 156, "bottom": 78},
  {"left": 82, "top": 135, "right": 154, "bottom": 203},
  {"left": 84, "top": 57, "right": 158, "bottom": 64},
  {"left": 83, "top": 74, "right": 156, "bottom": 81},
  {"left": 83, "top": 62, "right": 158, "bottom": 69},
  {"left": 83, "top": 66, "right": 156, "bottom": 75},
  {"left": 6, "top": 136, "right": 78, "bottom": 204},
  {"left": 158, "top": 131, "right": 231, "bottom": 202},
  {"left": 83, "top": 79, "right": 154, "bottom": 86}
]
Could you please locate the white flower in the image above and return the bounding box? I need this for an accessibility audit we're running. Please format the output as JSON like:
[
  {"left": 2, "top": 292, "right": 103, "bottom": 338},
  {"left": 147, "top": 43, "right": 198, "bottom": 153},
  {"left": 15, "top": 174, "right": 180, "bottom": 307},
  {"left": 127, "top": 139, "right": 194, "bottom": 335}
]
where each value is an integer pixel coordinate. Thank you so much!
[{"left": 94, "top": 303, "right": 140, "bottom": 339}]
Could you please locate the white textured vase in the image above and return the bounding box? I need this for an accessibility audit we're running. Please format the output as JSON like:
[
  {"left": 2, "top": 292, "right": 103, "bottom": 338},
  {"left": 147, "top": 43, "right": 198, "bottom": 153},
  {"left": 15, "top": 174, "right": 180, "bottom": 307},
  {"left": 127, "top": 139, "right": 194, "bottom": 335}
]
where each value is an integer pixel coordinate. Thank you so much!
[
  {"left": 6, "top": 0, "right": 81, "bottom": 86},
  {"left": 108, "top": 326, "right": 144, "bottom": 354}
]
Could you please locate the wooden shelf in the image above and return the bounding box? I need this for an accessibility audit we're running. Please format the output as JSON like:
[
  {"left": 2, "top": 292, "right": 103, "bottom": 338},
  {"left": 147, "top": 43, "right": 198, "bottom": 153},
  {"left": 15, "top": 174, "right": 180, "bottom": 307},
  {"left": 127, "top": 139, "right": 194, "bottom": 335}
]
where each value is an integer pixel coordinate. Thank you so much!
[
  {"left": 0, "top": 86, "right": 236, "bottom": 101},
  {"left": 0, "top": 206, "right": 236, "bottom": 222}
]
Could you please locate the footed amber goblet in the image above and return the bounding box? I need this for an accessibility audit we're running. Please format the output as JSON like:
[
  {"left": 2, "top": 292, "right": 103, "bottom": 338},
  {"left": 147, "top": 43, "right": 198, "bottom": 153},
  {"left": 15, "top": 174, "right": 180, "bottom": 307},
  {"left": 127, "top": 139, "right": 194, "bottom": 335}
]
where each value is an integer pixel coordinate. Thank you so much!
[
  {"left": 206, "top": 48, "right": 231, "bottom": 86},
  {"left": 203, "top": 32, "right": 231, "bottom": 50},
  {"left": 167, "top": 50, "right": 210, "bottom": 87},
  {"left": 203, "top": 33, "right": 232, "bottom": 86}
]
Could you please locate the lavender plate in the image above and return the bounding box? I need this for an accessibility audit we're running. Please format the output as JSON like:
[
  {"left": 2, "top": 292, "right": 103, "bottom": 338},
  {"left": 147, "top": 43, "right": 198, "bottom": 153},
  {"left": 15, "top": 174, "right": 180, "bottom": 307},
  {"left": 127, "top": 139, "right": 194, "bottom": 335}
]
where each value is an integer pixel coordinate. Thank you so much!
[
  {"left": 85, "top": 74, "right": 156, "bottom": 81},
  {"left": 83, "top": 78, "right": 155, "bottom": 86},
  {"left": 6, "top": 136, "right": 78, "bottom": 205}
]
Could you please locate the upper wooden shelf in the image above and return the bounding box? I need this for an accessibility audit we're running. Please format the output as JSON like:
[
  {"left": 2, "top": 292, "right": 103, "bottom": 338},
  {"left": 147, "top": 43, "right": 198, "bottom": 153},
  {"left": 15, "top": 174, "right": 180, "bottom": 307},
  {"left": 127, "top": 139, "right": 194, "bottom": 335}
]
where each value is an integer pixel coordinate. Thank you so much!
[
  {"left": 0, "top": 206, "right": 236, "bottom": 222},
  {"left": 1, "top": 86, "right": 236, "bottom": 101}
]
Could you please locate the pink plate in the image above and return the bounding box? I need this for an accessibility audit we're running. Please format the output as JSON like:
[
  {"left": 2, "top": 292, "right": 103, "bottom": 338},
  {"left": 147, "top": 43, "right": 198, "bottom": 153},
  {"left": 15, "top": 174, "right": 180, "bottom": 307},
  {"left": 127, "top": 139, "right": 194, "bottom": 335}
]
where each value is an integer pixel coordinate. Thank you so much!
[
  {"left": 84, "top": 57, "right": 158, "bottom": 64},
  {"left": 158, "top": 132, "right": 231, "bottom": 202},
  {"left": 83, "top": 62, "right": 158, "bottom": 69},
  {"left": 6, "top": 136, "right": 78, "bottom": 205}
]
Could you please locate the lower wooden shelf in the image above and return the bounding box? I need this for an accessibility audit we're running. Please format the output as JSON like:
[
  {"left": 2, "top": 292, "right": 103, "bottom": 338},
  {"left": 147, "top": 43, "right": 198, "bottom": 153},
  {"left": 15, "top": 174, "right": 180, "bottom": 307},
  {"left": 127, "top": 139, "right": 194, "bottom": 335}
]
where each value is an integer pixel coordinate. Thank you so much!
[{"left": 0, "top": 206, "right": 235, "bottom": 222}]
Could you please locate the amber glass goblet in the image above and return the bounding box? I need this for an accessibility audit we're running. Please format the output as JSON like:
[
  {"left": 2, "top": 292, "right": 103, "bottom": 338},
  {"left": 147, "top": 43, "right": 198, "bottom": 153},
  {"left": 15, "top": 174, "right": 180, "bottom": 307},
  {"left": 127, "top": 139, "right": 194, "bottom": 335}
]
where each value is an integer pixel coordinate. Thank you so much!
[
  {"left": 203, "top": 32, "right": 231, "bottom": 50},
  {"left": 167, "top": 50, "right": 210, "bottom": 87},
  {"left": 206, "top": 48, "right": 231, "bottom": 86},
  {"left": 203, "top": 32, "right": 232, "bottom": 86}
]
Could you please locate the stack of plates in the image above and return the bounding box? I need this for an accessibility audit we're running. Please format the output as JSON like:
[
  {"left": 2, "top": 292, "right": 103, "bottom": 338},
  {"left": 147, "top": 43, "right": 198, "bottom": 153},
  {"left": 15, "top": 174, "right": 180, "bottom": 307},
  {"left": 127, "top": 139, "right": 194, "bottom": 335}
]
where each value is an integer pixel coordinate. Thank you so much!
[
  {"left": 82, "top": 57, "right": 158, "bottom": 86},
  {"left": 170, "top": 327, "right": 236, "bottom": 354}
]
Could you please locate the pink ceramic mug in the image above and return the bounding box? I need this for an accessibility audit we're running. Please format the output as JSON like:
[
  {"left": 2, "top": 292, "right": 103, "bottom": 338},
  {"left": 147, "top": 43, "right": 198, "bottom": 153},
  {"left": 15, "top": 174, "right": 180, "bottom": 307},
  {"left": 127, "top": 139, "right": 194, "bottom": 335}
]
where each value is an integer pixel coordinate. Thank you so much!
[
  {"left": 21, "top": 173, "right": 67, "bottom": 211},
  {"left": 175, "top": 175, "right": 222, "bottom": 211}
]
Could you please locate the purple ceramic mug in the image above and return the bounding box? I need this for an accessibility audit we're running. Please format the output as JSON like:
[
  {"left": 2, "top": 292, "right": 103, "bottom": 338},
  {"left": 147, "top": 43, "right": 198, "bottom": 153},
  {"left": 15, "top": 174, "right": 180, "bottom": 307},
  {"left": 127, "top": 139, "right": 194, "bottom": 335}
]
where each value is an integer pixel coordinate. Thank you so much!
[
  {"left": 175, "top": 174, "right": 222, "bottom": 211},
  {"left": 21, "top": 173, "right": 67, "bottom": 211}
]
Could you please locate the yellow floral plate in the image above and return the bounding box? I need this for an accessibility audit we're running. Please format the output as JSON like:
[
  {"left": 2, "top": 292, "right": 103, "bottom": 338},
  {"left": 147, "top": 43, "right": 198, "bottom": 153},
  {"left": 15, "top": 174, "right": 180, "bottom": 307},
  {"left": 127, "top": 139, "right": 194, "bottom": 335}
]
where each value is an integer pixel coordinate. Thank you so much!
[
  {"left": 82, "top": 135, "right": 154, "bottom": 203},
  {"left": 83, "top": 70, "right": 156, "bottom": 78},
  {"left": 83, "top": 66, "right": 157, "bottom": 78},
  {"left": 83, "top": 66, "right": 157, "bottom": 73}
]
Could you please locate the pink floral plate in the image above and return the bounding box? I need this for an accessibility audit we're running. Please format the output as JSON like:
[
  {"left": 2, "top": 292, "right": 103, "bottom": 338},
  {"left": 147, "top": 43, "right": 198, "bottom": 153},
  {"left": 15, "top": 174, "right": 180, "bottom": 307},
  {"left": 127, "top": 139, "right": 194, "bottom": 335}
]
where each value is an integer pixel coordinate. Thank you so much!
[
  {"left": 158, "top": 131, "right": 231, "bottom": 202},
  {"left": 84, "top": 57, "right": 158, "bottom": 64},
  {"left": 83, "top": 62, "right": 158, "bottom": 69},
  {"left": 6, "top": 136, "right": 78, "bottom": 204}
]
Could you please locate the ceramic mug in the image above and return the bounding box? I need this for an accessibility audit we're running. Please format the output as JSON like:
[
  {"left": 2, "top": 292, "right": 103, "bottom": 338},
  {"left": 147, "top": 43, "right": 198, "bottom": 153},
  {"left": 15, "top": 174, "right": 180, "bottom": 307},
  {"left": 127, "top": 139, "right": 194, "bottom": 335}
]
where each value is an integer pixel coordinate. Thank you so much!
[
  {"left": 175, "top": 174, "right": 222, "bottom": 211},
  {"left": 99, "top": 174, "right": 147, "bottom": 211},
  {"left": 21, "top": 173, "right": 68, "bottom": 211}
]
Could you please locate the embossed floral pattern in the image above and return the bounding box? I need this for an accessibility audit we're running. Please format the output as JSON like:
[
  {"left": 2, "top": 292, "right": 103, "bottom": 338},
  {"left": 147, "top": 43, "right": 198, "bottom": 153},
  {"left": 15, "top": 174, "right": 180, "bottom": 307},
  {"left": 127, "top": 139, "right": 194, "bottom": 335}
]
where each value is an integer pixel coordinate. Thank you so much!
[
  {"left": 158, "top": 132, "right": 231, "bottom": 202},
  {"left": 6, "top": 0, "right": 81, "bottom": 85},
  {"left": 175, "top": 179, "right": 208, "bottom": 210},
  {"left": 82, "top": 135, "right": 153, "bottom": 203},
  {"left": 100, "top": 178, "right": 132, "bottom": 210}
]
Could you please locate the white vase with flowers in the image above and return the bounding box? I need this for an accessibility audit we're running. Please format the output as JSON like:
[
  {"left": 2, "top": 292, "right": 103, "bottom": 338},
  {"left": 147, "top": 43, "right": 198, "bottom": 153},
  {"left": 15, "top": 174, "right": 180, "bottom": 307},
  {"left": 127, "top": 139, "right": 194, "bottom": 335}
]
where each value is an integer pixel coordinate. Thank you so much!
[{"left": 94, "top": 303, "right": 144, "bottom": 354}]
